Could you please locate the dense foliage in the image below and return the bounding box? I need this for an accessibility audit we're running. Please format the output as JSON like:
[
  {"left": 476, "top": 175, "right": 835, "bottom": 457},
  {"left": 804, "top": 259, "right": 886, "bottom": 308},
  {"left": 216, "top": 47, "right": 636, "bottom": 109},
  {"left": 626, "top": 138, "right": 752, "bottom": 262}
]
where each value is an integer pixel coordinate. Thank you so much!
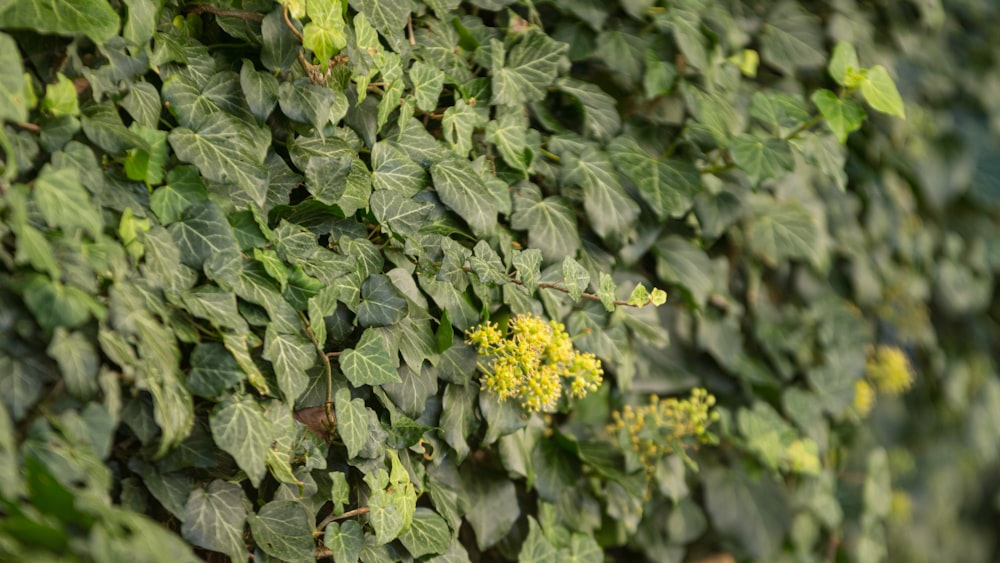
[{"left": 1, "top": 0, "right": 998, "bottom": 561}]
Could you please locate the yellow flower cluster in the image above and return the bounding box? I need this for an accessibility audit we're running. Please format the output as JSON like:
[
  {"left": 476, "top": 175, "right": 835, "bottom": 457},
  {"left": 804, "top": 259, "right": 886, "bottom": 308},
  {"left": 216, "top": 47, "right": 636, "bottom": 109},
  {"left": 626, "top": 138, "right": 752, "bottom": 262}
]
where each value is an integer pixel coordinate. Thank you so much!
[
  {"left": 466, "top": 314, "right": 604, "bottom": 412},
  {"left": 608, "top": 388, "right": 719, "bottom": 471},
  {"left": 852, "top": 345, "right": 915, "bottom": 416}
]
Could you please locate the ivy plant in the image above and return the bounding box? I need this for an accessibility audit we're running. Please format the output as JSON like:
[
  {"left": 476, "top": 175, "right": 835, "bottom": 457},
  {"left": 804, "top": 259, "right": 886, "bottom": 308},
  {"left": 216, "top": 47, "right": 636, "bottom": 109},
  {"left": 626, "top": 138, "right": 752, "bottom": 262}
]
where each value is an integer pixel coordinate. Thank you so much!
[{"left": 1, "top": 0, "right": 998, "bottom": 562}]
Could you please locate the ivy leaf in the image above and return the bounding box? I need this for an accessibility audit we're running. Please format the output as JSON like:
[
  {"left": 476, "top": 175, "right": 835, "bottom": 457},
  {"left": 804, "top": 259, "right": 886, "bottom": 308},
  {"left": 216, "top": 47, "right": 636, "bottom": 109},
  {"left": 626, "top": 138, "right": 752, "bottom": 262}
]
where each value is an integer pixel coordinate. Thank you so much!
[
  {"left": 511, "top": 184, "right": 580, "bottom": 263},
  {"left": 41, "top": 73, "right": 80, "bottom": 117},
  {"left": 760, "top": 2, "right": 825, "bottom": 72},
  {"left": 562, "top": 257, "right": 591, "bottom": 303},
  {"left": 240, "top": 59, "right": 279, "bottom": 121},
  {"left": 654, "top": 235, "right": 716, "bottom": 309},
  {"left": 491, "top": 31, "right": 569, "bottom": 106},
  {"left": 747, "top": 197, "right": 820, "bottom": 266},
  {"left": 167, "top": 201, "right": 241, "bottom": 270},
  {"left": 410, "top": 60, "right": 445, "bottom": 112},
  {"left": 704, "top": 466, "right": 789, "bottom": 560},
  {"left": 555, "top": 78, "right": 620, "bottom": 142},
  {"left": 827, "top": 41, "right": 860, "bottom": 87},
  {"left": 279, "top": 79, "right": 337, "bottom": 130},
  {"left": 187, "top": 343, "right": 244, "bottom": 400},
  {"left": 486, "top": 109, "right": 533, "bottom": 174},
  {"left": 440, "top": 383, "right": 477, "bottom": 462},
  {"left": 399, "top": 508, "right": 451, "bottom": 558},
  {"left": 47, "top": 328, "right": 99, "bottom": 400},
  {"left": 518, "top": 517, "right": 558, "bottom": 563},
  {"left": 210, "top": 394, "right": 272, "bottom": 488},
  {"left": 0, "top": 0, "right": 121, "bottom": 44},
  {"left": 341, "top": 328, "right": 401, "bottom": 386},
  {"left": 324, "top": 520, "right": 364, "bottom": 563},
  {"left": 371, "top": 141, "right": 426, "bottom": 197},
  {"left": 368, "top": 487, "right": 405, "bottom": 545},
  {"left": 430, "top": 156, "right": 498, "bottom": 236},
  {"left": 33, "top": 164, "right": 103, "bottom": 238},
  {"left": 151, "top": 166, "right": 209, "bottom": 225},
  {"left": 169, "top": 112, "right": 268, "bottom": 200},
  {"left": 262, "top": 326, "right": 315, "bottom": 404},
  {"left": 463, "top": 470, "right": 519, "bottom": 550},
  {"left": 512, "top": 249, "right": 543, "bottom": 294},
  {"left": 248, "top": 500, "right": 315, "bottom": 561},
  {"left": 0, "top": 33, "right": 28, "bottom": 123},
  {"left": 370, "top": 190, "right": 433, "bottom": 237},
  {"left": 181, "top": 480, "right": 249, "bottom": 563},
  {"left": 597, "top": 273, "right": 616, "bottom": 312},
  {"left": 608, "top": 136, "right": 702, "bottom": 219},
  {"left": 349, "top": 0, "right": 411, "bottom": 50},
  {"left": 469, "top": 240, "right": 508, "bottom": 285},
  {"left": 859, "top": 65, "right": 906, "bottom": 119},
  {"left": 730, "top": 135, "right": 794, "bottom": 185},
  {"left": 562, "top": 146, "right": 639, "bottom": 240},
  {"left": 335, "top": 388, "right": 370, "bottom": 459},
  {"left": 811, "top": 89, "right": 865, "bottom": 144},
  {"left": 358, "top": 274, "right": 409, "bottom": 328},
  {"left": 303, "top": 0, "right": 347, "bottom": 66}
]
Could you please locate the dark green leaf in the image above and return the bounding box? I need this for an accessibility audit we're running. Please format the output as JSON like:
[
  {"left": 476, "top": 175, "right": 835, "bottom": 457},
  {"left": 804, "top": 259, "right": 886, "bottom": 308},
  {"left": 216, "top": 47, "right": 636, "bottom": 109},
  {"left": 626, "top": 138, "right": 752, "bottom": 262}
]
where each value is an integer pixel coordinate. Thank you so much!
[
  {"left": 399, "top": 508, "right": 451, "bottom": 558},
  {"left": 181, "top": 480, "right": 249, "bottom": 563},
  {"left": 730, "top": 135, "right": 794, "bottom": 185},
  {"left": 324, "top": 520, "right": 364, "bottom": 563},
  {"left": 372, "top": 141, "right": 426, "bottom": 196},
  {"left": 562, "top": 146, "right": 639, "bottom": 240},
  {"left": 248, "top": 500, "right": 315, "bottom": 561},
  {"left": 760, "top": 2, "right": 825, "bottom": 72},
  {"left": 462, "top": 469, "right": 519, "bottom": 550},
  {"left": 518, "top": 517, "right": 557, "bottom": 563},
  {"left": 430, "top": 156, "right": 498, "bottom": 236},
  {"left": 210, "top": 394, "right": 272, "bottom": 488},
  {"left": 511, "top": 184, "right": 580, "bottom": 263},
  {"left": 704, "top": 466, "right": 789, "bottom": 560},
  {"left": 491, "top": 30, "right": 569, "bottom": 106},
  {"left": 440, "top": 383, "right": 477, "bottom": 462},
  {"left": 608, "top": 136, "right": 702, "bottom": 219},
  {"left": 47, "top": 328, "right": 98, "bottom": 399},
  {"left": 746, "top": 196, "right": 820, "bottom": 266},
  {"left": 358, "top": 274, "right": 409, "bottom": 327},
  {"left": 168, "top": 201, "right": 241, "bottom": 270},
  {"left": 555, "top": 78, "right": 620, "bottom": 141},
  {"left": 240, "top": 59, "right": 279, "bottom": 121}
]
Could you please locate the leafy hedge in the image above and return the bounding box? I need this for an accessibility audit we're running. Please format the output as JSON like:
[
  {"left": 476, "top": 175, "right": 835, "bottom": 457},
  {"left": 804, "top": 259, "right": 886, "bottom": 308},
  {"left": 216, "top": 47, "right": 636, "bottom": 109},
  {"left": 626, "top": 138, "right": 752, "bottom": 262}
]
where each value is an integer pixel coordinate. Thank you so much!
[{"left": 1, "top": 0, "right": 998, "bottom": 561}]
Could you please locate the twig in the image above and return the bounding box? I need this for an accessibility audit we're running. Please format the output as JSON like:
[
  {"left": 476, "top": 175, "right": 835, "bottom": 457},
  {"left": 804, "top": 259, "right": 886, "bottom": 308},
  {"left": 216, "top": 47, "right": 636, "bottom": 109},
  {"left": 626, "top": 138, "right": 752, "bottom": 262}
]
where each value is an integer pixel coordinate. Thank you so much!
[
  {"left": 282, "top": 4, "right": 304, "bottom": 42},
  {"left": 407, "top": 14, "right": 416, "bottom": 46},
  {"left": 16, "top": 121, "right": 40, "bottom": 133},
  {"left": 317, "top": 507, "right": 370, "bottom": 531},
  {"left": 784, "top": 114, "right": 823, "bottom": 141},
  {"left": 185, "top": 5, "right": 264, "bottom": 21},
  {"left": 299, "top": 313, "right": 335, "bottom": 421}
]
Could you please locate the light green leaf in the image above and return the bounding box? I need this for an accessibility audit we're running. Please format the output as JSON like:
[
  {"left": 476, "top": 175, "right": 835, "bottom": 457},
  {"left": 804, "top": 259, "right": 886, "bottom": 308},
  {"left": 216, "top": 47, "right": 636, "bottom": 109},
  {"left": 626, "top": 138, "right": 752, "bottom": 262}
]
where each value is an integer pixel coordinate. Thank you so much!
[
  {"left": 597, "top": 272, "right": 616, "bottom": 312},
  {"left": 303, "top": 3, "right": 347, "bottom": 65},
  {"left": 41, "top": 73, "right": 79, "bottom": 117},
  {"left": 811, "top": 89, "right": 865, "bottom": 144},
  {"left": 666, "top": 7, "right": 708, "bottom": 70},
  {"left": 0, "top": 0, "right": 121, "bottom": 44},
  {"left": 430, "top": 156, "right": 498, "bottom": 236},
  {"left": 181, "top": 480, "right": 249, "bottom": 563},
  {"left": 747, "top": 196, "right": 820, "bottom": 266},
  {"left": 368, "top": 487, "right": 405, "bottom": 545},
  {"left": 469, "top": 240, "right": 507, "bottom": 285},
  {"left": 860, "top": 65, "right": 906, "bottom": 119},
  {"left": 399, "top": 508, "right": 451, "bottom": 558},
  {"left": 348, "top": 0, "right": 411, "bottom": 50},
  {"left": 358, "top": 273, "right": 409, "bottom": 327},
  {"left": 22, "top": 274, "right": 100, "bottom": 331},
  {"left": 210, "top": 394, "right": 272, "bottom": 488},
  {"left": 168, "top": 114, "right": 269, "bottom": 208},
  {"left": 561, "top": 257, "right": 591, "bottom": 303},
  {"left": 150, "top": 166, "right": 209, "bottom": 225},
  {"left": 827, "top": 41, "right": 859, "bottom": 87},
  {"left": 0, "top": 33, "right": 28, "bottom": 123},
  {"left": 441, "top": 99, "right": 481, "bottom": 157},
  {"left": 341, "top": 328, "right": 401, "bottom": 386},
  {"left": 47, "top": 328, "right": 99, "bottom": 399},
  {"left": 626, "top": 283, "right": 649, "bottom": 307},
  {"left": 371, "top": 141, "right": 426, "bottom": 196},
  {"left": 730, "top": 134, "right": 794, "bottom": 185},
  {"left": 518, "top": 517, "right": 557, "bottom": 563},
  {"left": 555, "top": 78, "right": 620, "bottom": 141},
  {"left": 335, "top": 387, "right": 370, "bottom": 459},
  {"left": 491, "top": 30, "right": 569, "bottom": 106},
  {"left": 562, "top": 146, "right": 639, "bottom": 240},
  {"left": 564, "top": 533, "right": 602, "bottom": 563},
  {"left": 179, "top": 285, "right": 247, "bottom": 331},
  {"left": 512, "top": 249, "right": 543, "bottom": 294},
  {"left": 643, "top": 48, "right": 676, "bottom": 99},
  {"left": 410, "top": 60, "right": 445, "bottom": 112},
  {"left": 608, "top": 136, "right": 702, "bottom": 219},
  {"left": 324, "top": 520, "right": 364, "bottom": 563},
  {"left": 263, "top": 326, "right": 315, "bottom": 404},
  {"left": 124, "top": 124, "right": 168, "bottom": 185},
  {"left": 248, "top": 500, "right": 315, "bottom": 561}
]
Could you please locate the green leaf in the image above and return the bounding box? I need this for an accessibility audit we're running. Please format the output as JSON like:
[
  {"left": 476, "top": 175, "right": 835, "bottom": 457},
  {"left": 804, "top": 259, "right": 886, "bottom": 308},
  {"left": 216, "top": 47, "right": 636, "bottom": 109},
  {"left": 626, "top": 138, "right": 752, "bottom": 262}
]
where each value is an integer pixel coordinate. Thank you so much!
[
  {"left": 760, "top": 2, "right": 825, "bottom": 72},
  {"left": 811, "top": 89, "right": 865, "bottom": 144},
  {"left": 358, "top": 274, "right": 409, "bottom": 327},
  {"left": 248, "top": 500, "right": 315, "bottom": 561},
  {"left": 518, "top": 517, "right": 557, "bottom": 563},
  {"left": 597, "top": 272, "right": 616, "bottom": 312},
  {"left": 704, "top": 466, "right": 789, "bottom": 560},
  {"left": 511, "top": 185, "right": 580, "bottom": 263},
  {"left": 240, "top": 59, "right": 279, "bottom": 121},
  {"left": 22, "top": 274, "right": 101, "bottom": 331},
  {"left": 469, "top": 240, "right": 508, "bottom": 285},
  {"left": 561, "top": 257, "right": 591, "bottom": 303},
  {"left": 303, "top": 0, "right": 347, "bottom": 65},
  {"left": 167, "top": 201, "right": 241, "bottom": 270},
  {"left": 410, "top": 60, "right": 445, "bottom": 112},
  {"left": 827, "top": 41, "right": 859, "bottom": 87},
  {"left": 210, "top": 394, "right": 272, "bottom": 488},
  {"left": 41, "top": 73, "right": 79, "bottom": 117},
  {"left": 33, "top": 164, "right": 102, "bottom": 238},
  {"left": 654, "top": 235, "right": 716, "bottom": 309},
  {"left": 642, "top": 48, "right": 676, "bottom": 99},
  {"left": 491, "top": 30, "right": 569, "bottom": 106},
  {"left": 151, "top": 166, "right": 209, "bottom": 225},
  {"left": 430, "top": 156, "right": 498, "bottom": 236},
  {"left": 441, "top": 99, "right": 482, "bottom": 157},
  {"left": 555, "top": 78, "right": 620, "bottom": 141},
  {"left": 0, "top": 0, "right": 121, "bottom": 44},
  {"left": 486, "top": 109, "right": 533, "bottom": 174},
  {"left": 512, "top": 249, "right": 543, "bottom": 294},
  {"left": 47, "top": 328, "right": 99, "bottom": 399},
  {"left": 168, "top": 114, "right": 269, "bottom": 209},
  {"left": 279, "top": 79, "right": 338, "bottom": 130},
  {"left": 341, "top": 328, "right": 401, "bottom": 386},
  {"left": 665, "top": 7, "right": 708, "bottom": 70},
  {"left": 124, "top": 124, "right": 168, "bottom": 185},
  {"left": 859, "top": 65, "right": 906, "bottom": 119},
  {"left": 0, "top": 33, "right": 28, "bottom": 123},
  {"left": 371, "top": 141, "right": 426, "bottom": 196},
  {"left": 263, "top": 326, "right": 315, "bottom": 404},
  {"left": 440, "top": 383, "right": 477, "bottom": 462},
  {"left": 187, "top": 343, "right": 245, "bottom": 399},
  {"left": 399, "top": 508, "right": 451, "bottom": 558},
  {"left": 749, "top": 91, "right": 811, "bottom": 132},
  {"left": 370, "top": 190, "right": 433, "bottom": 237},
  {"left": 335, "top": 387, "right": 370, "bottom": 459},
  {"left": 348, "top": 0, "right": 411, "bottom": 51},
  {"left": 562, "top": 146, "right": 639, "bottom": 240},
  {"left": 730, "top": 135, "right": 794, "bottom": 185},
  {"left": 324, "top": 520, "right": 364, "bottom": 563},
  {"left": 608, "top": 136, "right": 702, "bottom": 219},
  {"left": 563, "top": 533, "right": 602, "bottom": 563},
  {"left": 746, "top": 197, "right": 820, "bottom": 266},
  {"left": 181, "top": 480, "right": 249, "bottom": 563},
  {"left": 463, "top": 470, "right": 519, "bottom": 551}
]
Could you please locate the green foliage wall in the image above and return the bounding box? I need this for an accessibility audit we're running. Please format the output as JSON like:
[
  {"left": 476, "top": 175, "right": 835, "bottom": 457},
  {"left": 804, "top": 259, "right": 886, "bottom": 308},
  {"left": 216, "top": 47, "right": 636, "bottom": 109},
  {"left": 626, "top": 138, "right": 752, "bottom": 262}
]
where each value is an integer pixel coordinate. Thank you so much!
[{"left": 1, "top": 0, "right": 998, "bottom": 561}]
